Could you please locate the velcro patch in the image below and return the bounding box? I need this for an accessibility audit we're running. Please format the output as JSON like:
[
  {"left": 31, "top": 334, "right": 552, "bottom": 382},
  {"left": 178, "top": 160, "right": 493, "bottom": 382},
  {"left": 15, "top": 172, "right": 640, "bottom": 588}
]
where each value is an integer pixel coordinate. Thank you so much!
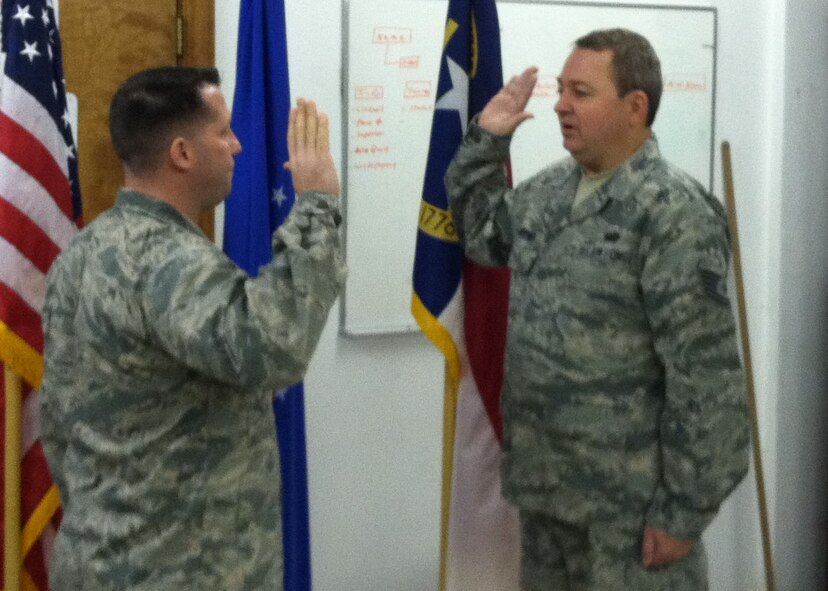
[{"left": 699, "top": 268, "right": 729, "bottom": 304}]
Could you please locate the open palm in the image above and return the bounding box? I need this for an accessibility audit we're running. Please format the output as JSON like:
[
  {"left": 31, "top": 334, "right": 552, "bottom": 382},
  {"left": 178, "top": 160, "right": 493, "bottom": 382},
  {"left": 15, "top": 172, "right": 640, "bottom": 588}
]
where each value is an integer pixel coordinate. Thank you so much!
[{"left": 479, "top": 66, "right": 539, "bottom": 136}]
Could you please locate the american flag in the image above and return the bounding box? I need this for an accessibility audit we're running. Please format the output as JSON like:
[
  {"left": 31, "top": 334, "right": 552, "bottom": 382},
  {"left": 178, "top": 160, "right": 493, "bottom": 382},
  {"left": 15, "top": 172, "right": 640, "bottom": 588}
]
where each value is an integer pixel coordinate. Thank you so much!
[{"left": 1, "top": 0, "right": 81, "bottom": 587}]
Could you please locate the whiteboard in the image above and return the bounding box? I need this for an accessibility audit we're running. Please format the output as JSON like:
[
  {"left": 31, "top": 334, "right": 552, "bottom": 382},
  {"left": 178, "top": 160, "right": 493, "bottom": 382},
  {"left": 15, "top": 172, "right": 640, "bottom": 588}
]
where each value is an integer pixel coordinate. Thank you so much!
[{"left": 342, "top": 0, "right": 716, "bottom": 335}]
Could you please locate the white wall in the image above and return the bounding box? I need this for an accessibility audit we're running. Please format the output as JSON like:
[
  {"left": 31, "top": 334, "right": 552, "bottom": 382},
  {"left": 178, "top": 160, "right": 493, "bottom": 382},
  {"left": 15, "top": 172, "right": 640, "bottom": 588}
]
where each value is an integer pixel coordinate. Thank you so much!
[
  {"left": 216, "top": 2, "right": 445, "bottom": 589},
  {"left": 705, "top": 0, "right": 785, "bottom": 587},
  {"left": 214, "top": 1, "right": 828, "bottom": 589},
  {"left": 775, "top": 0, "right": 828, "bottom": 588}
]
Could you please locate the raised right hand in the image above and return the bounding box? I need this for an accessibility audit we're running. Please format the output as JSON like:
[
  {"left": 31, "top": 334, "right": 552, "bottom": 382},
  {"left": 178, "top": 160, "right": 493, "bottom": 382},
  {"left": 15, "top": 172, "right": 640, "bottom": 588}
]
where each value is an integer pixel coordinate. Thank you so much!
[
  {"left": 479, "top": 66, "right": 539, "bottom": 136},
  {"left": 284, "top": 98, "right": 340, "bottom": 197}
]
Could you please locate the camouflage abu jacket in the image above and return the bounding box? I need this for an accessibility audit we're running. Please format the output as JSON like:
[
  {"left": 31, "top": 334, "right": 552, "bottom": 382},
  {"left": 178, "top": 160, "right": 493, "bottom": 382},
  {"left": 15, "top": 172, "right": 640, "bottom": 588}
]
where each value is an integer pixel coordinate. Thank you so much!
[
  {"left": 446, "top": 124, "right": 749, "bottom": 541},
  {"left": 40, "top": 189, "right": 346, "bottom": 590}
]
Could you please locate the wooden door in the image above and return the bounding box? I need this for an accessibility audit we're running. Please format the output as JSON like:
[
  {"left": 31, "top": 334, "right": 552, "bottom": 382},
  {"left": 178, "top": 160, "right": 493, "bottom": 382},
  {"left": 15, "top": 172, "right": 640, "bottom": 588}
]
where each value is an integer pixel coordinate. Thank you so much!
[{"left": 61, "top": 1, "right": 216, "bottom": 238}]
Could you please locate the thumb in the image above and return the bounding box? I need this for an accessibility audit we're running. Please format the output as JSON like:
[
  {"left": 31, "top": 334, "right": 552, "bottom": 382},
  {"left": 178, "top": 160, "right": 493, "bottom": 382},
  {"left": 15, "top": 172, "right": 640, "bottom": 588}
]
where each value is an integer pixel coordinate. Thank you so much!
[
  {"left": 503, "top": 112, "right": 535, "bottom": 135},
  {"left": 641, "top": 528, "right": 656, "bottom": 567}
]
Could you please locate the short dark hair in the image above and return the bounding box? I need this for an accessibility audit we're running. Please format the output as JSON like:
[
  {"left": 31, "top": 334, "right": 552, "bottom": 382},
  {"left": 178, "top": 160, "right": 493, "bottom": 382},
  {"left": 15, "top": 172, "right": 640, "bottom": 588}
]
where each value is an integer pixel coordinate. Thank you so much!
[
  {"left": 575, "top": 28, "right": 662, "bottom": 126},
  {"left": 109, "top": 66, "right": 221, "bottom": 173}
]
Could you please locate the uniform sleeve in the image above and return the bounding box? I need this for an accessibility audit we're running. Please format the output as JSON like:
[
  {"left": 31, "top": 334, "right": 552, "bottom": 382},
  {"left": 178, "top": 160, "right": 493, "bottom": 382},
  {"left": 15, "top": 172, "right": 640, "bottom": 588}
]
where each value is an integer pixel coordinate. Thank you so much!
[
  {"left": 143, "top": 191, "right": 347, "bottom": 392},
  {"left": 445, "top": 121, "right": 516, "bottom": 267},
  {"left": 640, "top": 192, "right": 750, "bottom": 541},
  {"left": 40, "top": 253, "right": 81, "bottom": 496}
]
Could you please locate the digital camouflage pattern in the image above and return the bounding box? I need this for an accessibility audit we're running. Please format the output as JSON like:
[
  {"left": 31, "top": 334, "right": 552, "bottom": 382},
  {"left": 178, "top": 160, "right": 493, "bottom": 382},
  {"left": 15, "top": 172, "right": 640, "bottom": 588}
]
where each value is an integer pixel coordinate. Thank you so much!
[
  {"left": 40, "top": 189, "right": 346, "bottom": 590},
  {"left": 446, "top": 124, "right": 749, "bottom": 588},
  {"left": 519, "top": 511, "right": 707, "bottom": 590}
]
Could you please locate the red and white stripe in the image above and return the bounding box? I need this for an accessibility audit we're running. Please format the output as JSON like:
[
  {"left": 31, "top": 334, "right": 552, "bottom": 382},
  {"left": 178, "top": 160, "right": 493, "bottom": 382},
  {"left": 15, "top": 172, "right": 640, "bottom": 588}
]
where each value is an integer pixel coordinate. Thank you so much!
[
  {"left": 1, "top": 34, "right": 79, "bottom": 590},
  {"left": 441, "top": 264, "right": 521, "bottom": 591},
  {"left": 0, "top": 71, "right": 78, "bottom": 356}
]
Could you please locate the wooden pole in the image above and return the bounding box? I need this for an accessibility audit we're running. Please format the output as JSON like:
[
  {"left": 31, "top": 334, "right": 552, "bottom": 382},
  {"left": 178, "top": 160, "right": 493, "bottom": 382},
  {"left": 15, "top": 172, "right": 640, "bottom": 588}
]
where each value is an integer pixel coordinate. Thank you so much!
[
  {"left": 4, "top": 364, "right": 23, "bottom": 591},
  {"left": 439, "top": 363, "right": 459, "bottom": 591},
  {"left": 720, "top": 142, "right": 776, "bottom": 591}
]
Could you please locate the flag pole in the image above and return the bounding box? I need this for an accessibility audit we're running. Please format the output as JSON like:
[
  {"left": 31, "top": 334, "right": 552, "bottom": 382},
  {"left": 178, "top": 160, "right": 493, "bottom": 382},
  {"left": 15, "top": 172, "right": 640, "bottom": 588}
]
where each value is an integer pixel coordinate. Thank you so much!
[
  {"left": 4, "top": 363, "right": 23, "bottom": 591},
  {"left": 720, "top": 141, "right": 776, "bottom": 591},
  {"left": 438, "top": 363, "right": 459, "bottom": 591}
]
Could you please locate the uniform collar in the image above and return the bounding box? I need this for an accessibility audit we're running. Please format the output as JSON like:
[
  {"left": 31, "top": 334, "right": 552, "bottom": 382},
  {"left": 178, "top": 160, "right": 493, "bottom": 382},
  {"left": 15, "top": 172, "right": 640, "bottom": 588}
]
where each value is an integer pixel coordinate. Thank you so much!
[
  {"left": 569, "top": 135, "right": 661, "bottom": 222},
  {"left": 115, "top": 189, "right": 204, "bottom": 235}
]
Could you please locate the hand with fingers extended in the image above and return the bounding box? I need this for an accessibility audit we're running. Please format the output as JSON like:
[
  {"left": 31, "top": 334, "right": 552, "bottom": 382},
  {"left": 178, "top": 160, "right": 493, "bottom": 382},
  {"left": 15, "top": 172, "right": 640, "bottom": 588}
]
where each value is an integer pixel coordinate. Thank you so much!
[
  {"left": 284, "top": 98, "right": 340, "bottom": 197},
  {"left": 479, "top": 66, "right": 539, "bottom": 136}
]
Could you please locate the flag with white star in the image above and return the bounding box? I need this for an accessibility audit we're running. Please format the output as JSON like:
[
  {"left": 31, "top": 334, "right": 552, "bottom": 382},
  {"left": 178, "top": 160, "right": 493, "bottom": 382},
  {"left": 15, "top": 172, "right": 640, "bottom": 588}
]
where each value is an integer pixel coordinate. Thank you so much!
[
  {"left": 1, "top": 0, "right": 82, "bottom": 589},
  {"left": 223, "top": 0, "right": 295, "bottom": 274},
  {"left": 222, "top": 1, "right": 311, "bottom": 590},
  {"left": 411, "top": 0, "right": 521, "bottom": 589}
]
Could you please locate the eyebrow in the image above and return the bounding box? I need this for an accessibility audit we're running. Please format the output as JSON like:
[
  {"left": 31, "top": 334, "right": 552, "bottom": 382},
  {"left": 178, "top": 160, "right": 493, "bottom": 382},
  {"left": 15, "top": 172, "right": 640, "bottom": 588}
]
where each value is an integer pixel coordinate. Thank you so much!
[{"left": 556, "top": 77, "right": 593, "bottom": 89}]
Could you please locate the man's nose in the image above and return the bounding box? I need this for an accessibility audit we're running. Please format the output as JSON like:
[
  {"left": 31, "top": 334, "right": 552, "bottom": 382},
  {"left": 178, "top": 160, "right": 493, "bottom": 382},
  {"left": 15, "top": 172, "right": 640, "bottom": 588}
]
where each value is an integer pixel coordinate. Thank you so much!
[{"left": 554, "top": 92, "right": 568, "bottom": 114}]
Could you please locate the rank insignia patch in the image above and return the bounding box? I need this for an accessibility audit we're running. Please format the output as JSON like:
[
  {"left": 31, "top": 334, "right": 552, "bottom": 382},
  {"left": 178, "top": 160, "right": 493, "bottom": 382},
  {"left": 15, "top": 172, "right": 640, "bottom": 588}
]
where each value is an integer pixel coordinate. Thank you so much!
[{"left": 700, "top": 268, "right": 729, "bottom": 304}]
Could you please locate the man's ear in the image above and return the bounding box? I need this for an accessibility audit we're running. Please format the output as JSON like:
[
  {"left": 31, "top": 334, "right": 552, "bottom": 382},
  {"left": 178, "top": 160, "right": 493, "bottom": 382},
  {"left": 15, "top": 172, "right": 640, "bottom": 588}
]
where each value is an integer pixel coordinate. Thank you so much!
[
  {"left": 168, "top": 136, "right": 195, "bottom": 172},
  {"left": 627, "top": 90, "right": 650, "bottom": 127}
]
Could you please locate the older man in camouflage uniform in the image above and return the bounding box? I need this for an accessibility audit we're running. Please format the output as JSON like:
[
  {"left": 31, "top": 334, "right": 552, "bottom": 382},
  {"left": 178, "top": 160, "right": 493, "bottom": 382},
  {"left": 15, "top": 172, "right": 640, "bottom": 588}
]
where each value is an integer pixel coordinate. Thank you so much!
[
  {"left": 446, "top": 29, "right": 749, "bottom": 590},
  {"left": 39, "top": 67, "right": 346, "bottom": 589}
]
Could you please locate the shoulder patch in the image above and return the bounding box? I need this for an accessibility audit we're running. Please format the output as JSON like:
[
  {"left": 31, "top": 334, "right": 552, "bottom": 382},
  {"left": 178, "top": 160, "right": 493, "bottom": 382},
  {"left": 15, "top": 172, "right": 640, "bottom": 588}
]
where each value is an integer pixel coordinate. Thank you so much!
[{"left": 699, "top": 268, "right": 729, "bottom": 305}]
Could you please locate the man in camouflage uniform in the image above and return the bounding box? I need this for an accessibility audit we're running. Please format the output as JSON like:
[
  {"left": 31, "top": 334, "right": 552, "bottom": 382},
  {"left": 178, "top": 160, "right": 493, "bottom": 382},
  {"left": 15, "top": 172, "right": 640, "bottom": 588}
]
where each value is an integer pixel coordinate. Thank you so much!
[
  {"left": 39, "top": 67, "right": 346, "bottom": 589},
  {"left": 446, "top": 29, "right": 749, "bottom": 590}
]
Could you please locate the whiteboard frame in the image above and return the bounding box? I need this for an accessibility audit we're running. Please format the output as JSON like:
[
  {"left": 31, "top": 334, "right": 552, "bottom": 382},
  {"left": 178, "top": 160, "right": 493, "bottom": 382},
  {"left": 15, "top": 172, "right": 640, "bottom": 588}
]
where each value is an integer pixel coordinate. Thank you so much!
[
  {"left": 341, "top": 0, "right": 453, "bottom": 337},
  {"left": 340, "top": 0, "right": 718, "bottom": 337}
]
